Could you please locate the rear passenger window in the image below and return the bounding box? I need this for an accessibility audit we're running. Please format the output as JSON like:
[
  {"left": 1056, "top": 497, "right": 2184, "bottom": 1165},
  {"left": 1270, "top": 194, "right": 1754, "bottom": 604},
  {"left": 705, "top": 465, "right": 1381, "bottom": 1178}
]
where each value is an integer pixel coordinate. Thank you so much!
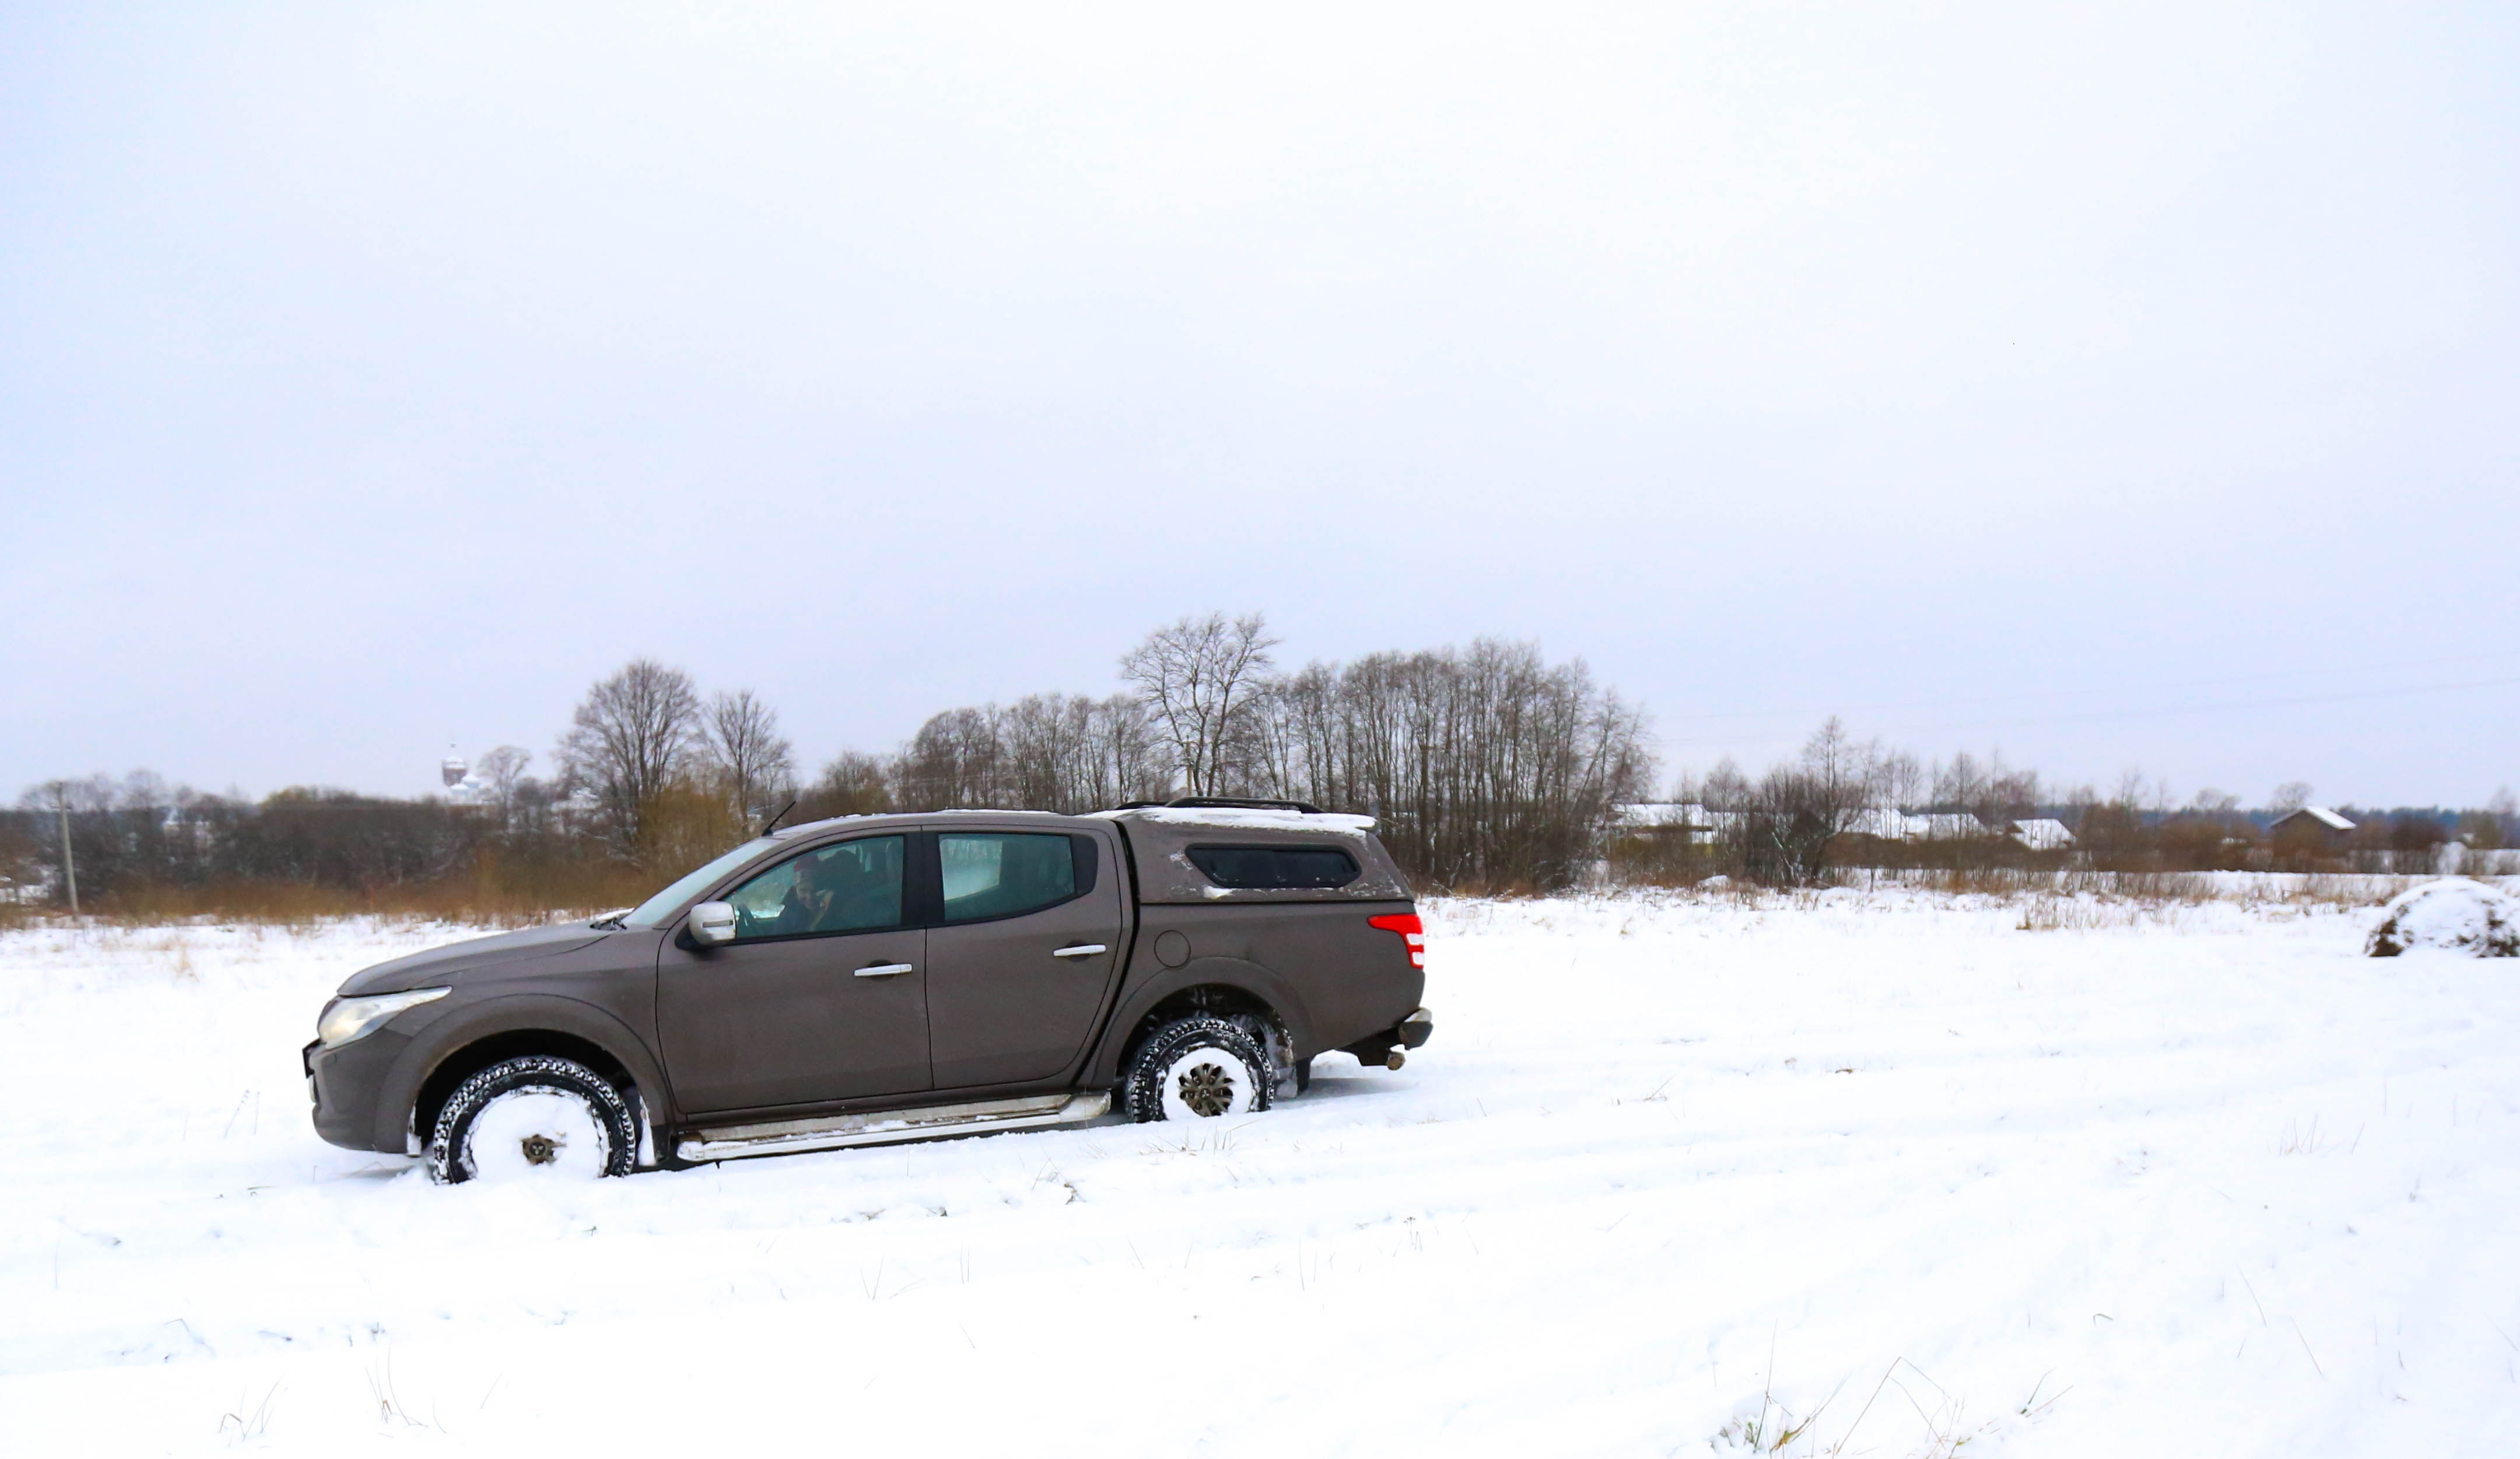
[
  {"left": 940, "top": 832, "right": 1088, "bottom": 922},
  {"left": 1186, "top": 844, "right": 1361, "bottom": 890}
]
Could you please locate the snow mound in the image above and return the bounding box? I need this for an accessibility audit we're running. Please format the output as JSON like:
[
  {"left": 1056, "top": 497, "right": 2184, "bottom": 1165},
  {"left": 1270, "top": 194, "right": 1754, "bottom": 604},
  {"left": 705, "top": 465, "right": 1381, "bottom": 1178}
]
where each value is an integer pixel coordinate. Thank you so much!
[{"left": 2365, "top": 877, "right": 2520, "bottom": 957}]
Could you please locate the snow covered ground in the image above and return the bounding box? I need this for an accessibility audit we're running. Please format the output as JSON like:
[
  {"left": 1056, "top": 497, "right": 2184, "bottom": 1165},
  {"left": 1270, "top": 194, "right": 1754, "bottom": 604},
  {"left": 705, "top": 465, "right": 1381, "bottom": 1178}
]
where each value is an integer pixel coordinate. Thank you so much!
[{"left": 2, "top": 888, "right": 2515, "bottom": 1456}]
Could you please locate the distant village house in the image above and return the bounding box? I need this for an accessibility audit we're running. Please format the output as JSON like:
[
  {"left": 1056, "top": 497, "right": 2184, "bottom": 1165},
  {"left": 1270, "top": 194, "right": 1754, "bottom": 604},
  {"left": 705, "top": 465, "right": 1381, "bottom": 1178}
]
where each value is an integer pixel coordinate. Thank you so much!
[{"left": 2267, "top": 805, "right": 2356, "bottom": 849}]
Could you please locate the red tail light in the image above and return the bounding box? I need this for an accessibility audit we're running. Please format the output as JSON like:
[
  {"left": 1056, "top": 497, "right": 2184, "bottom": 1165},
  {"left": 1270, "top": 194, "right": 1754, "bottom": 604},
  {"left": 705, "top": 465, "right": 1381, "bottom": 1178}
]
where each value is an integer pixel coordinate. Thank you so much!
[{"left": 1368, "top": 912, "right": 1425, "bottom": 970}]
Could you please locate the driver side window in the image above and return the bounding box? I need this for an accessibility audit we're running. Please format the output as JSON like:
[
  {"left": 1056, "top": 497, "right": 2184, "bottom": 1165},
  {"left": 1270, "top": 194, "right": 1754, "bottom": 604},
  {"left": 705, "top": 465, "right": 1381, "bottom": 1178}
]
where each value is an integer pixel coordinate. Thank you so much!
[{"left": 723, "top": 836, "right": 906, "bottom": 941}]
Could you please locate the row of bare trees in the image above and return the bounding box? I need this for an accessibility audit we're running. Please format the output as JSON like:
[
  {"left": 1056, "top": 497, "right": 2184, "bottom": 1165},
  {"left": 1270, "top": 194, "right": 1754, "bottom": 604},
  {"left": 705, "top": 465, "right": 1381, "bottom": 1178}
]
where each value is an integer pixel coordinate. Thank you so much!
[
  {"left": 882, "top": 694, "right": 1172, "bottom": 814},
  {"left": 1627, "top": 718, "right": 2520, "bottom": 884},
  {"left": 2, "top": 772, "right": 621, "bottom": 911},
  {"left": 1252, "top": 641, "right": 1652, "bottom": 887},
  {"left": 15, "top": 624, "right": 2520, "bottom": 907},
  {"left": 0, "top": 661, "right": 802, "bottom": 911},
  {"left": 794, "top": 615, "right": 1654, "bottom": 889},
  {"left": 552, "top": 662, "right": 795, "bottom": 854},
  {"left": 8, "top": 613, "right": 1648, "bottom": 907}
]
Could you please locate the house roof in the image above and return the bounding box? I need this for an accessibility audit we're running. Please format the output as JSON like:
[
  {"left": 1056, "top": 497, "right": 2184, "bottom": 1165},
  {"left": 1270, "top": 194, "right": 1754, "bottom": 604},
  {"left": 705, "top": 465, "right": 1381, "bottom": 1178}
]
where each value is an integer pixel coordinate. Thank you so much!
[
  {"left": 1620, "top": 804, "right": 2008, "bottom": 841},
  {"left": 2010, "top": 817, "right": 2075, "bottom": 850},
  {"left": 1614, "top": 803, "right": 1741, "bottom": 832},
  {"left": 1907, "top": 813, "right": 1985, "bottom": 839},
  {"left": 2273, "top": 805, "right": 2356, "bottom": 832}
]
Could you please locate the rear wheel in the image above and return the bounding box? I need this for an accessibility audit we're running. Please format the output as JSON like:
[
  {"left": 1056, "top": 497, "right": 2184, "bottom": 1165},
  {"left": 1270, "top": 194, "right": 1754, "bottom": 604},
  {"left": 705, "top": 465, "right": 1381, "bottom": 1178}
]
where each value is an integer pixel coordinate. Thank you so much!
[
  {"left": 428, "top": 1055, "right": 637, "bottom": 1184},
  {"left": 1122, "top": 1016, "right": 1274, "bottom": 1122}
]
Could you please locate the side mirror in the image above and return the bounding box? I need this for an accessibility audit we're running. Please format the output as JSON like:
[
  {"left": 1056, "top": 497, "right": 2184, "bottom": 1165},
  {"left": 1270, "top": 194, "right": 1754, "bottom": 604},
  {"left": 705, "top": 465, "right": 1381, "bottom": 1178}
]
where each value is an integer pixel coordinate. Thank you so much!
[{"left": 689, "top": 901, "right": 738, "bottom": 947}]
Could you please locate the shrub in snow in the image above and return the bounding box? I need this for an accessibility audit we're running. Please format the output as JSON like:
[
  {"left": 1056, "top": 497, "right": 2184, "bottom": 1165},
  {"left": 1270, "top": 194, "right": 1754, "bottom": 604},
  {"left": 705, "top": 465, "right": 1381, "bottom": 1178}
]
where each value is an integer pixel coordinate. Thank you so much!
[{"left": 2365, "top": 877, "right": 2520, "bottom": 957}]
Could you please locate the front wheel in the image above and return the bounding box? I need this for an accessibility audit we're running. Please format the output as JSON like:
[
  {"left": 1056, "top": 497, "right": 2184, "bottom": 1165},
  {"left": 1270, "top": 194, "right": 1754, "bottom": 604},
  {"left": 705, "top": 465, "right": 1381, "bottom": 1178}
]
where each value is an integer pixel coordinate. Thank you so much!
[
  {"left": 1122, "top": 1015, "right": 1275, "bottom": 1122},
  {"left": 428, "top": 1055, "right": 638, "bottom": 1184}
]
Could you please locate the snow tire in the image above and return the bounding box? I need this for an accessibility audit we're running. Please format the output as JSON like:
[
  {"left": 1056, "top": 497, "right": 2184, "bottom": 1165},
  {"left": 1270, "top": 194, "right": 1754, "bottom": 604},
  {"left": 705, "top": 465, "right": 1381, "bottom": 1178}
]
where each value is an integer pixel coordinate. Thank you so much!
[
  {"left": 1229, "top": 1012, "right": 1301, "bottom": 1100},
  {"left": 1121, "top": 1015, "right": 1275, "bottom": 1123},
  {"left": 427, "top": 1055, "right": 638, "bottom": 1184}
]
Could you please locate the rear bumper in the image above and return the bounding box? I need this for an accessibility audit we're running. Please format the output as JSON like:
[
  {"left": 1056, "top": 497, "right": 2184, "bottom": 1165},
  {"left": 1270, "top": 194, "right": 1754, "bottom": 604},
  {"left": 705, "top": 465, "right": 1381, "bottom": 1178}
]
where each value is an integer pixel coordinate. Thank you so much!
[{"left": 1341, "top": 1006, "right": 1434, "bottom": 1062}]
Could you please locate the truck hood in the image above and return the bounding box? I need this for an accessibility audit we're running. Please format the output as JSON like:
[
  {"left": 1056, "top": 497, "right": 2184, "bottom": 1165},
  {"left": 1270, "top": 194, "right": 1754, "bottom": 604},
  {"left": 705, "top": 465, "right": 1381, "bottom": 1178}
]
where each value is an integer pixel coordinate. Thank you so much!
[{"left": 335, "top": 922, "right": 615, "bottom": 997}]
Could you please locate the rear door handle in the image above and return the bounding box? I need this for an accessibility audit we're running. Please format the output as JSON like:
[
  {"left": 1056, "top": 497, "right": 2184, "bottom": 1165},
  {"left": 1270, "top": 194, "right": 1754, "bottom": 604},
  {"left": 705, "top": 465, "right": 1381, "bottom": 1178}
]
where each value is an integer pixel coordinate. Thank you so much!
[
  {"left": 1050, "top": 944, "right": 1107, "bottom": 959},
  {"left": 854, "top": 963, "right": 916, "bottom": 978}
]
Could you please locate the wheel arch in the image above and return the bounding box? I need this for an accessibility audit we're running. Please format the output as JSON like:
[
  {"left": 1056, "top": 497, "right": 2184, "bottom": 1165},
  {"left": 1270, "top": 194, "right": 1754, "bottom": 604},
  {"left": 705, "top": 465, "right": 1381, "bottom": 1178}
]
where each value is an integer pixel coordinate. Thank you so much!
[
  {"left": 1085, "top": 956, "right": 1313, "bottom": 1086},
  {"left": 383, "top": 995, "right": 668, "bottom": 1157}
]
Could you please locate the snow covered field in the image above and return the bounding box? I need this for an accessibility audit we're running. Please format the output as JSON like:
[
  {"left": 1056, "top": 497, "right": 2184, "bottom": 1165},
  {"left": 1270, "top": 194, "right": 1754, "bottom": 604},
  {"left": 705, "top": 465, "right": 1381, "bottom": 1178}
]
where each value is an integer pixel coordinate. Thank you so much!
[{"left": 2, "top": 889, "right": 2515, "bottom": 1456}]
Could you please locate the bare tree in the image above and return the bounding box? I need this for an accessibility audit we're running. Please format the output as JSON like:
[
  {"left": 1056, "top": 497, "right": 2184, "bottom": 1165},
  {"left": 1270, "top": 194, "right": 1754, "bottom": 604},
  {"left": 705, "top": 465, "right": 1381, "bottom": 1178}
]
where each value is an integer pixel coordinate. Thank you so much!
[
  {"left": 798, "top": 750, "right": 895, "bottom": 820},
  {"left": 1089, "top": 693, "right": 1173, "bottom": 806},
  {"left": 893, "top": 705, "right": 1006, "bottom": 810},
  {"left": 557, "top": 659, "right": 702, "bottom": 853},
  {"left": 1932, "top": 751, "right": 1986, "bottom": 813},
  {"left": 2270, "top": 781, "right": 2314, "bottom": 814},
  {"left": 1701, "top": 757, "right": 1750, "bottom": 811},
  {"left": 1800, "top": 716, "right": 1880, "bottom": 828},
  {"left": 1119, "top": 611, "right": 1280, "bottom": 797},
  {"left": 475, "top": 746, "right": 533, "bottom": 829},
  {"left": 871, "top": 691, "right": 1172, "bottom": 814},
  {"left": 1737, "top": 718, "right": 1884, "bottom": 884},
  {"left": 1977, "top": 753, "right": 2040, "bottom": 829},
  {"left": 702, "top": 689, "right": 795, "bottom": 827},
  {"left": 1252, "top": 638, "right": 1652, "bottom": 888}
]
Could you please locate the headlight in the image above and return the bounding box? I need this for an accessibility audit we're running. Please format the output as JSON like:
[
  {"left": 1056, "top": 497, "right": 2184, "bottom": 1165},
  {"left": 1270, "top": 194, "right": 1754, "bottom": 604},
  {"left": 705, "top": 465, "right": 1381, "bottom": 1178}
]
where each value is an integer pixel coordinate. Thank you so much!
[{"left": 316, "top": 988, "right": 451, "bottom": 1049}]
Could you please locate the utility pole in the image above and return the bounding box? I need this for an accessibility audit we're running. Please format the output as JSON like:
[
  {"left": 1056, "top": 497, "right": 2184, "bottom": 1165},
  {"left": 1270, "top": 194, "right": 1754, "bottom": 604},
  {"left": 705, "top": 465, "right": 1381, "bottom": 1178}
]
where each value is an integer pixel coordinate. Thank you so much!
[{"left": 54, "top": 786, "right": 79, "bottom": 916}]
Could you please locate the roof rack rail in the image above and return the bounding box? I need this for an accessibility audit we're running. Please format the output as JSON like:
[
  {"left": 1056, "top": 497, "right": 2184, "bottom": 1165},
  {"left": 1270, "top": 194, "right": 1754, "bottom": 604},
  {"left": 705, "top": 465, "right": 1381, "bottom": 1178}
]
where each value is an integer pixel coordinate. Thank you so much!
[{"left": 1162, "top": 796, "right": 1326, "bottom": 814}]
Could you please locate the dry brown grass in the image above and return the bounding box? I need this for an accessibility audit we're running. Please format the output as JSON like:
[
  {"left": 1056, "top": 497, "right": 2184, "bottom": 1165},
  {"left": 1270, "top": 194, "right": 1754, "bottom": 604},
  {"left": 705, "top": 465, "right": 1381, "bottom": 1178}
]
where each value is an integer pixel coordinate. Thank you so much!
[{"left": 29, "top": 862, "right": 664, "bottom": 930}]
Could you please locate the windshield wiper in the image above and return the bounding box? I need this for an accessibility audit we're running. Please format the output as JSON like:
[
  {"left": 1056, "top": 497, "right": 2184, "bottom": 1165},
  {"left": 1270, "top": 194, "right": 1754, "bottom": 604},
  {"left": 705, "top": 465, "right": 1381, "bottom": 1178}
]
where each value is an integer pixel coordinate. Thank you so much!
[{"left": 590, "top": 910, "right": 628, "bottom": 930}]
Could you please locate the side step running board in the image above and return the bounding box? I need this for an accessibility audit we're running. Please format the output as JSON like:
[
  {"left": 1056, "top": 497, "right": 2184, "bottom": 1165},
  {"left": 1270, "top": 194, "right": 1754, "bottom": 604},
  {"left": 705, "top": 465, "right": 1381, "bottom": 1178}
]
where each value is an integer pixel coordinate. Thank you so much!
[{"left": 677, "top": 1090, "right": 1113, "bottom": 1164}]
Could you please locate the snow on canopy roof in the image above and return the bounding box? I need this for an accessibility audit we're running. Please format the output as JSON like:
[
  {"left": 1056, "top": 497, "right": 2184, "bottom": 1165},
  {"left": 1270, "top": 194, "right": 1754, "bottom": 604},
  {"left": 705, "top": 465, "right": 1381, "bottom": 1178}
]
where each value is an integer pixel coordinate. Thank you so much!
[
  {"left": 2274, "top": 805, "right": 2356, "bottom": 831},
  {"left": 1089, "top": 806, "right": 1379, "bottom": 836}
]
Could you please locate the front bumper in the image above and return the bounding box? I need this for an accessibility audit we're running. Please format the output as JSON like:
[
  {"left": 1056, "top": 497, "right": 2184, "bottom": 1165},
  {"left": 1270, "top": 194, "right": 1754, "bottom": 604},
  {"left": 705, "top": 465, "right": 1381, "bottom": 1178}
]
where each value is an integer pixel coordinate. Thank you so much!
[{"left": 305, "top": 1029, "right": 413, "bottom": 1153}]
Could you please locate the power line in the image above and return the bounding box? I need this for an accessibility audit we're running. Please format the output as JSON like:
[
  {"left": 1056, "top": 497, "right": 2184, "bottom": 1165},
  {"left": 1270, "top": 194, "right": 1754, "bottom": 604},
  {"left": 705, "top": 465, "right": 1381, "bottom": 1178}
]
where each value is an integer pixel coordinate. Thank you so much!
[
  {"left": 1659, "top": 674, "right": 2520, "bottom": 751},
  {"left": 1902, "top": 674, "right": 2520, "bottom": 737},
  {"left": 1655, "top": 649, "right": 2520, "bottom": 727}
]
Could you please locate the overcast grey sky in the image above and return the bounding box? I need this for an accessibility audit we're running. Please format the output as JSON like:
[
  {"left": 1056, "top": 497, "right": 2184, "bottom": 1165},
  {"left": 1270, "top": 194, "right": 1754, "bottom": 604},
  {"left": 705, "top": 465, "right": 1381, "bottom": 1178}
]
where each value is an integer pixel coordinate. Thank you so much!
[{"left": 5, "top": 3, "right": 2515, "bottom": 807}]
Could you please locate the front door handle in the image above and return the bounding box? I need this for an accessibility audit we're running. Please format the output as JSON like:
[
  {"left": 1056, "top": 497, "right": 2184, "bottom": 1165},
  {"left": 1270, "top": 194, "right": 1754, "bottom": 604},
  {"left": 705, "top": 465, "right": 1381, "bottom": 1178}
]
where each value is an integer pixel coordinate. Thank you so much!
[
  {"left": 854, "top": 963, "right": 916, "bottom": 978},
  {"left": 1050, "top": 944, "right": 1107, "bottom": 959}
]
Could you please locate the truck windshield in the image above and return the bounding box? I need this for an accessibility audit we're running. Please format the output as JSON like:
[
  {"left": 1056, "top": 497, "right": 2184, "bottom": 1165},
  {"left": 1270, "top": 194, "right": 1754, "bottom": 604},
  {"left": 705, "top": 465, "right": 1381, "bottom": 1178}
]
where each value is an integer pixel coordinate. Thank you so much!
[{"left": 619, "top": 838, "right": 779, "bottom": 928}]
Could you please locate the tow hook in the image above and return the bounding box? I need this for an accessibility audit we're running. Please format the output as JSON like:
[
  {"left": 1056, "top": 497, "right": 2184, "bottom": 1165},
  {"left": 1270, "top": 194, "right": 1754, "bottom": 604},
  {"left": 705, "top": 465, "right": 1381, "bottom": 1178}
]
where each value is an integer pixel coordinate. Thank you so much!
[{"left": 1385, "top": 1049, "right": 1407, "bottom": 1070}]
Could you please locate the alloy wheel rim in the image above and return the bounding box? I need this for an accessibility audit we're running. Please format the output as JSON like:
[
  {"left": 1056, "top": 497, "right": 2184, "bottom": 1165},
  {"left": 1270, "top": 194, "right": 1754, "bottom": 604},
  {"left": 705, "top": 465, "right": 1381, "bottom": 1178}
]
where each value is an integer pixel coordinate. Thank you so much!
[
  {"left": 1158, "top": 1046, "right": 1252, "bottom": 1120},
  {"left": 1176, "top": 1061, "right": 1235, "bottom": 1117}
]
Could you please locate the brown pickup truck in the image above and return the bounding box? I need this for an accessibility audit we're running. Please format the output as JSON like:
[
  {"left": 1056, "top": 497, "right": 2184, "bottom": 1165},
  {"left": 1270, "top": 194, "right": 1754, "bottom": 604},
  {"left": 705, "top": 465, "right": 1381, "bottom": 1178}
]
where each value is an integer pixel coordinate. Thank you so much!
[{"left": 306, "top": 799, "right": 1432, "bottom": 1182}]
